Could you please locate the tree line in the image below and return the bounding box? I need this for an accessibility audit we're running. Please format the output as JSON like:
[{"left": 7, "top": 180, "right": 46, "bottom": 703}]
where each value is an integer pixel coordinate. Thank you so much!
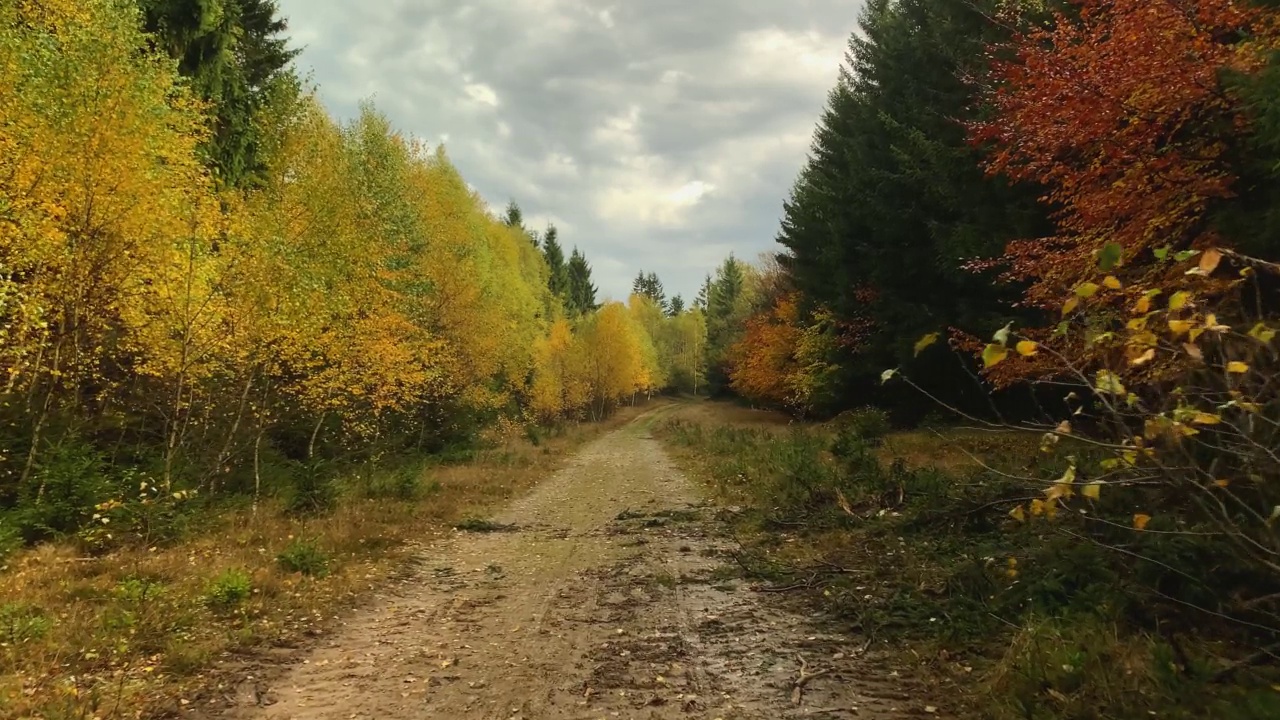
[
  {"left": 714, "top": 0, "right": 1280, "bottom": 422},
  {"left": 0, "top": 0, "right": 710, "bottom": 546}
]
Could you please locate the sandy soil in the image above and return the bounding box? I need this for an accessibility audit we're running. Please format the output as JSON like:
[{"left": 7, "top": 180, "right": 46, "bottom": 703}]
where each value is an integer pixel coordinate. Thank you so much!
[{"left": 196, "top": 406, "right": 943, "bottom": 719}]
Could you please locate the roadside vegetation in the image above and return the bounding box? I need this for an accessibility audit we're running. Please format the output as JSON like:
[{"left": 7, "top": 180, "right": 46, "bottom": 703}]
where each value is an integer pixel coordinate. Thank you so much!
[{"left": 661, "top": 404, "right": 1279, "bottom": 719}]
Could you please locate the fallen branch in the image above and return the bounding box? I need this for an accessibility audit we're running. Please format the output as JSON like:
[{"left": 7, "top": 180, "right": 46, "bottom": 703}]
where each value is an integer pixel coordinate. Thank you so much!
[{"left": 791, "top": 654, "right": 831, "bottom": 705}]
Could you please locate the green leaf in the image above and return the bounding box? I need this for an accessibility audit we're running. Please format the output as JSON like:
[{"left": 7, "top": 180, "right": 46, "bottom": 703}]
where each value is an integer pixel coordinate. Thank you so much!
[
  {"left": 1154, "top": 246, "right": 1170, "bottom": 261},
  {"left": 913, "top": 333, "right": 939, "bottom": 356},
  {"left": 1174, "top": 249, "right": 1199, "bottom": 262},
  {"left": 1075, "top": 282, "right": 1100, "bottom": 298},
  {"left": 1094, "top": 370, "right": 1126, "bottom": 396},
  {"left": 1098, "top": 242, "right": 1123, "bottom": 271},
  {"left": 982, "top": 344, "right": 1009, "bottom": 368},
  {"left": 992, "top": 322, "right": 1013, "bottom": 345}
]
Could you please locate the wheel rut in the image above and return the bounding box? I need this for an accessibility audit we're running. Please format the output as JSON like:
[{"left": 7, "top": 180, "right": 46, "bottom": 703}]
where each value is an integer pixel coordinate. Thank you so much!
[{"left": 200, "top": 412, "right": 943, "bottom": 719}]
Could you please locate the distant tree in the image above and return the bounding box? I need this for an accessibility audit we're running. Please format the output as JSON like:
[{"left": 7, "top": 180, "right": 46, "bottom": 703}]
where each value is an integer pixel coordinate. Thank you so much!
[
  {"left": 631, "top": 270, "right": 667, "bottom": 310},
  {"left": 693, "top": 274, "right": 712, "bottom": 311},
  {"left": 541, "top": 224, "right": 569, "bottom": 300},
  {"left": 667, "top": 294, "right": 685, "bottom": 316},
  {"left": 566, "top": 247, "right": 598, "bottom": 316}
]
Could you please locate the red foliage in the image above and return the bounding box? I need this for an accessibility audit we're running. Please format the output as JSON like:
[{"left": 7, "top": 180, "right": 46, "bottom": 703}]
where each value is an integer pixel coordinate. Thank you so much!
[{"left": 971, "top": 0, "right": 1279, "bottom": 310}]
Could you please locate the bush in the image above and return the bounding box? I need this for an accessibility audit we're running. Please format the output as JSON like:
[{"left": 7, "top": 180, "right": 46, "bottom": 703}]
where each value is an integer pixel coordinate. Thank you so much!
[
  {"left": 204, "top": 569, "right": 252, "bottom": 610},
  {"left": 276, "top": 538, "right": 329, "bottom": 577},
  {"left": 832, "top": 406, "right": 891, "bottom": 447},
  {"left": 14, "top": 434, "right": 111, "bottom": 540},
  {"left": 0, "top": 602, "right": 52, "bottom": 645}
]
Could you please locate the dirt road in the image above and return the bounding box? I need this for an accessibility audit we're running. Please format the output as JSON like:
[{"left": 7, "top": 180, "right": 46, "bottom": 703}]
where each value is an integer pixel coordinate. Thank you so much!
[{"left": 206, "top": 408, "right": 939, "bottom": 719}]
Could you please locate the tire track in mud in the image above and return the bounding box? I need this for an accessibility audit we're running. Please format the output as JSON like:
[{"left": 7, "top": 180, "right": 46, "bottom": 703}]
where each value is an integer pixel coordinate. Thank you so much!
[{"left": 199, "top": 409, "right": 944, "bottom": 719}]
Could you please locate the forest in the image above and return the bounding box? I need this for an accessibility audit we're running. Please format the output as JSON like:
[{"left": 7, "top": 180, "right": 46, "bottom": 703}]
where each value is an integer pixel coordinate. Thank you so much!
[
  {"left": 672, "top": 0, "right": 1280, "bottom": 717},
  {"left": 4, "top": 0, "right": 1280, "bottom": 717}
]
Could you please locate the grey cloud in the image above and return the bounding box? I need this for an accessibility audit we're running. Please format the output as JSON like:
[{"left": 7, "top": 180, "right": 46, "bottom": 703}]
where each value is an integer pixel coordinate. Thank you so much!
[{"left": 277, "top": 0, "right": 862, "bottom": 300}]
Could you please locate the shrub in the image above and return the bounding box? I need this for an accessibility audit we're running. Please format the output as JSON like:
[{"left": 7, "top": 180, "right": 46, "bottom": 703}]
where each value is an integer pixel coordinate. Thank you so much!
[
  {"left": 276, "top": 538, "right": 329, "bottom": 577},
  {"left": 204, "top": 569, "right": 252, "bottom": 610},
  {"left": 0, "top": 602, "right": 52, "bottom": 645},
  {"left": 832, "top": 406, "right": 891, "bottom": 446}
]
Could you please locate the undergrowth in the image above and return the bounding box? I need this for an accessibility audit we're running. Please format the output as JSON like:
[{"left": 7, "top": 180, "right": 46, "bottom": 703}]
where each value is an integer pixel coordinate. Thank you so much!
[{"left": 660, "top": 412, "right": 1280, "bottom": 720}]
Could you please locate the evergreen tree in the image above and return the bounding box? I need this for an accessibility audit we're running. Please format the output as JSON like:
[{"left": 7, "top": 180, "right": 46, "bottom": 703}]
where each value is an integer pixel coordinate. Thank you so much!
[
  {"left": 693, "top": 274, "right": 712, "bottom": 311},
  {"left": 776, "top": 0, "right": 1048, "bottom": 416},
  {"left": 630, "top": 270, "right": 667, "bottom": 309},
  {"left": 502, "top": 200, "right": 524, "bottom": 229},
  {"left": 542, "top": 224, "right": 569, "bottom": 300},
  {"left": 139, "top": 0, "right": 298, "bottom": 187},
  {"left": 667, "top": 294, "right": 685, "bottom": 316},
  {"left": 566, "top": 247, "right": 598, "bottom": 316}
]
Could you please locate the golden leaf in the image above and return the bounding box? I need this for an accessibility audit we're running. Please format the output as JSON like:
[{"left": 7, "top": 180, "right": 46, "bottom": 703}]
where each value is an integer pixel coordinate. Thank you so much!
[
  {"left": 1009, "top": 505, "right": 1026, "bottom": 522},
  {"left": 1102, "top": 275, "right": 1122, "bottom": 290},
  {"left": 1202, "top": 314, "right": 1228, "bottom": 332},
  {"left": 1129, "top": 348, "right": 1155, "bottom": 366},
  {"left": 1167, "top": 319, "right": 1194, "bottom": 336},
  {"left": 1062, "top": 296, "right": 1080, "bottom": 315},
  {"left": 1094, "top": 370, "right": 1126, "bottom": 396},
  {"left": 1075, "top": 282, "right": 1100, "bottom": 298},
  {"left": 1199, "top": 248, "right": 1222, "bottom": 274},
  {"left": 1226, "top": 361, "right": 1249, "bottom": 374},
  {"left": 1134, "top": 296, "right": 1152, "bottom": 314},
  {"left": 1191, "top": 412, "right": 1222, "bottom": 425},
  {"left": 913, "top": 332, "right": 939, "bottom": 356},
  {"left": 1133, "top": 513, "right": 1152, "bottom": 531},
  {"left": 1081, "top": 481, "right": 1101, "bottom": 500},
  {"left": 1168, "top": 291, "right": 1191, "bottom": 311},
  {"left": 1016, "top": 340, "right": 1039, "bottom": 357},
  {"left": 1214, "top": 479, "right": 1231, "bottom": 488}
]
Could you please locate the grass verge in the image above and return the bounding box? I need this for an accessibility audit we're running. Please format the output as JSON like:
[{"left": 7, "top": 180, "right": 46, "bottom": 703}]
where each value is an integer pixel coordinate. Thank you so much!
[{"left": 656, "top": 403, "right": 1280, "bottom": 720}]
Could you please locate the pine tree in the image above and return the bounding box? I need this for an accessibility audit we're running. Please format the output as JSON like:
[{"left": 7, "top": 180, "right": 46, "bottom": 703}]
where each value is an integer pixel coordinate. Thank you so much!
[
  {"left": 630, "top": 270, "right": 667, "bottom": 309},
  {"left": 775, "top": 0, "right": 1047, "bottom": 413},
  {"left": 138, "top": 0, "right": 298, "bottom": 187},
  {"left": 566, "top": 247, "right": 598, "bottom": 316},
  {"left": 668, "top": 294, "right": 685, "bottom": 316},
  {"left": 542, "top": 224, "right": 569, "bottom": 300}
]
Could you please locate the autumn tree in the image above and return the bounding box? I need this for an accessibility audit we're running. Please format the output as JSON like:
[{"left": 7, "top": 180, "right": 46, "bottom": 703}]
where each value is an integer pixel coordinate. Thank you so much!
[{"left": 970, "top": 0, "right": 1280, "bottom": 385}]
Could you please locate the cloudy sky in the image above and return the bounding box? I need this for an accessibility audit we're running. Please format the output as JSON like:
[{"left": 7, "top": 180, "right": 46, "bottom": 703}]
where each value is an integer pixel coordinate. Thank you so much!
[{"left": 276, "top": 0, "right": 859, "bottom": 302}]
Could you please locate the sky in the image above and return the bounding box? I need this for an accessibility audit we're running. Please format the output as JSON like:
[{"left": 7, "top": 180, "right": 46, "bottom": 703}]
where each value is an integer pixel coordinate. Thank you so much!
[{"left": 275, "top": 0, "right": 860, "bottom": 302}]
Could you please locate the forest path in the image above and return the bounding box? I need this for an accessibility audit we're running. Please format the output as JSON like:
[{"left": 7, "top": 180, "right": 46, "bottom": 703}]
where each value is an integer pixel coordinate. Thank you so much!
[{"left": 207, "top": 405, "right": 938, "bottom": 719}]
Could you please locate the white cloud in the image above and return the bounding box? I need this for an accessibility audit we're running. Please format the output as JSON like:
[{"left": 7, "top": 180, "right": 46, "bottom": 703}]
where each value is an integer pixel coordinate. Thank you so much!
[
  {"left": 276, "top": 0, "right": 859, "bottom": 299},
  {"left": 463, "top": 81, "right": 500, "bottom": 107}
]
